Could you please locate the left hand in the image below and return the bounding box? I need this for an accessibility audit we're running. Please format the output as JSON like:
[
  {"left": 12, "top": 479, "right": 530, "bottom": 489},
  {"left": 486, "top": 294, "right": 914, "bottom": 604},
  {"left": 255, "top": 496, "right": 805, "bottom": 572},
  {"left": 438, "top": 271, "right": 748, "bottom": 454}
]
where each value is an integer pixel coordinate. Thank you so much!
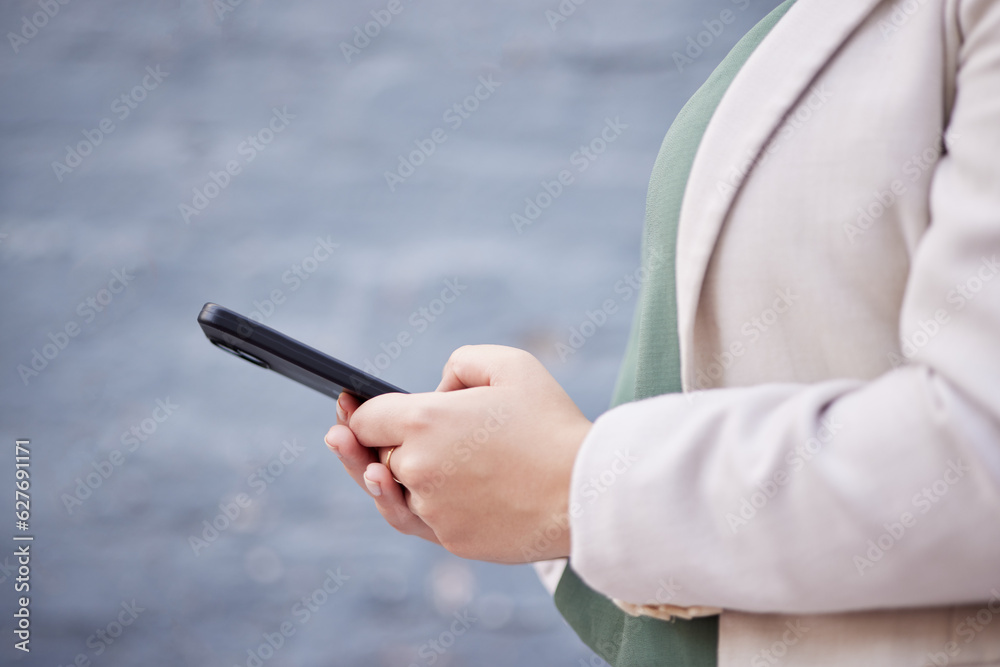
[{"left": 324, "top": 345, "right": 592, "bottom": 563}]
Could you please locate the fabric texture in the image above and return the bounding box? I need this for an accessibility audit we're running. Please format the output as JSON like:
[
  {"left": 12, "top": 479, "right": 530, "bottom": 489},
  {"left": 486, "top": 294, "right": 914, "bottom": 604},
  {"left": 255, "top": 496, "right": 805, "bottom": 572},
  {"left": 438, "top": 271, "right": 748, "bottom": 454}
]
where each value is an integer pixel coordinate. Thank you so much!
[
  {"left": 553, "top": 2, "right": 799, "bottom": 665},
  {"left": 630, "top": 0, "right": 796, "bottom": 402},
  {"left": 565, "top": 0, "right": 1000, "bottom": 664}
]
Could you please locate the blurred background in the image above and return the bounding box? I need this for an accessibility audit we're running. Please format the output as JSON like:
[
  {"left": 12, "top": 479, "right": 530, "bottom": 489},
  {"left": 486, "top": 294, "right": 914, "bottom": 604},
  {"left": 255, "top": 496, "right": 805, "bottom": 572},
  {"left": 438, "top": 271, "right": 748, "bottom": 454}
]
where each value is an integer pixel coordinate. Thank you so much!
[{"left": 0, "top": 0, "right": 783, "bottom": 664}]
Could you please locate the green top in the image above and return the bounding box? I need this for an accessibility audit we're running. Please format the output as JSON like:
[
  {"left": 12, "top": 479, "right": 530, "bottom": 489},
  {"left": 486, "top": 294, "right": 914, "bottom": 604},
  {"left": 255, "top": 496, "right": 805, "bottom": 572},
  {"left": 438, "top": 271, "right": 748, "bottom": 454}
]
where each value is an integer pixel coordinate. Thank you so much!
[{"left": 554, "top": 2, "right": 798, "bottom": 666}]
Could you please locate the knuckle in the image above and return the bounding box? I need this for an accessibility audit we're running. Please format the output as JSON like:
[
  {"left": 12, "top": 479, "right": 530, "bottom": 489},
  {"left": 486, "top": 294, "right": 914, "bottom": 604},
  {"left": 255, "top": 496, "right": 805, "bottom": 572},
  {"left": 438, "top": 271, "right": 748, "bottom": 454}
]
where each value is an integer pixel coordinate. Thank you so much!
[
  {"left": 411, "top": 495, "right": 438, "bottom": 523},
  {"left": 450, "top": 344, "right": 477, "bottom": 362},
  {"left": 509, "top": 346, "right": 537, "bottom": 367},
  {"left": 439, "top": 533, "right": 476, "bottom": 560},
  {"left": 405, "top": 453, "right": 436, "bottom": 481},
  {"left": 445, "top": 345, "right": 473, "bottom": 377},
  {"left": 405, "top": 404, "right": 438, "bottom": 434},
  {"left": 406, "top": 492, "right": 427, "bottom": 517}
]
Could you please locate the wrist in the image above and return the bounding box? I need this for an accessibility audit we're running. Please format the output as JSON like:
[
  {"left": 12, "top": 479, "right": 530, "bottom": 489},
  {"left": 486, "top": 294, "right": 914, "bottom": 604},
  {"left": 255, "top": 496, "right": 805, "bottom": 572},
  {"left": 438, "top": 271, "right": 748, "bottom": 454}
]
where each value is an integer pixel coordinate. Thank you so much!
[{"left": 530, "top": 418, "right": 592, "bottom": 562}]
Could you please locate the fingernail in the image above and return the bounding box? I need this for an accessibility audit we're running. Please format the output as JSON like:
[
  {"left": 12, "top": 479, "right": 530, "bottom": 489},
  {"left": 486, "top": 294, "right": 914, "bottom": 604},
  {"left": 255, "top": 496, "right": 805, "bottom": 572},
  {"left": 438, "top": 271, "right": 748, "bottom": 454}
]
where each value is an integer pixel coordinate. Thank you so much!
[
  {"left": 336, "top": 397, "right": 347, "bottom": 423},
  {"left": 324, "top": 428, "right": 343, "bottom": 458},
  {"left": 363, "top": 473, "right": 382, "bottom": 498}
]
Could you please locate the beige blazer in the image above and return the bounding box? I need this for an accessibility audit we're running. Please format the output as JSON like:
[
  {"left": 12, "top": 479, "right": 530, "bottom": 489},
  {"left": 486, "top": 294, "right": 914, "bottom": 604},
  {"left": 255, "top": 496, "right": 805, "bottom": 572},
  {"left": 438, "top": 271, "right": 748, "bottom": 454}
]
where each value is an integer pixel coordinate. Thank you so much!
[{"left": 556, "top": 0, "right": 1000, "bottom": 664}]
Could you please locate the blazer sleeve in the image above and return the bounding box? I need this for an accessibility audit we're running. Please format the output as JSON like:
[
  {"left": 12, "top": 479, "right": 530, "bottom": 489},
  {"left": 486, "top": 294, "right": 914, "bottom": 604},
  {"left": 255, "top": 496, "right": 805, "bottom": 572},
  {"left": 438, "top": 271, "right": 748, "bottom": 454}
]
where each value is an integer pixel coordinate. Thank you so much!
[{"left": 568, "top": 0, "right": 1000, "bottom": 614}]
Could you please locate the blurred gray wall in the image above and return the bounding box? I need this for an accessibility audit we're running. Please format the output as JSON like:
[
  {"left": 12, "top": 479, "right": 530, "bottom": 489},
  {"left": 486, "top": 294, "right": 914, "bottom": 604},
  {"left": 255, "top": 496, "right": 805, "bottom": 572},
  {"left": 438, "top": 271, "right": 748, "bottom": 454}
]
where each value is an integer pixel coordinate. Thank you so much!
[{"left": 0, "top": 0, "right": 783, "bottom": 665}]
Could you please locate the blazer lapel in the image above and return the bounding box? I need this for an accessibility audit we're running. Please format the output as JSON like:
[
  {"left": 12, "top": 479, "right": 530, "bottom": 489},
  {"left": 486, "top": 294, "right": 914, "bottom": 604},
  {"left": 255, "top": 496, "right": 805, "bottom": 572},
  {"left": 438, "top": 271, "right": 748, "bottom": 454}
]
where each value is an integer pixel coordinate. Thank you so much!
[{"left": 675, "top": 0, "right": 885, "bottom": 389}]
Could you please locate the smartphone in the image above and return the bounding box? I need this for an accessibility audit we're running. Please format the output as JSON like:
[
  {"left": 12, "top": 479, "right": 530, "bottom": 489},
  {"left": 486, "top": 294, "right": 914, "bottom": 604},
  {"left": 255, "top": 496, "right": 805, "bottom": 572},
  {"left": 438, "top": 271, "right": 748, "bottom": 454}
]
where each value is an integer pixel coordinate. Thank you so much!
[{"left": 197, "top": 302, "right": 408, "bottom": 402}]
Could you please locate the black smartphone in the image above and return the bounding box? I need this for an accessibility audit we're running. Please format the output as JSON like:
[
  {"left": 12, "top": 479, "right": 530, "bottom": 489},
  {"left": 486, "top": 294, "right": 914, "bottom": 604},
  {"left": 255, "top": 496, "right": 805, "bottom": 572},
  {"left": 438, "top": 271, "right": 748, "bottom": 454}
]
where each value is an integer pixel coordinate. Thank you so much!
[{"left": 197, "top": 302, "right": 408, "bottom": 402}]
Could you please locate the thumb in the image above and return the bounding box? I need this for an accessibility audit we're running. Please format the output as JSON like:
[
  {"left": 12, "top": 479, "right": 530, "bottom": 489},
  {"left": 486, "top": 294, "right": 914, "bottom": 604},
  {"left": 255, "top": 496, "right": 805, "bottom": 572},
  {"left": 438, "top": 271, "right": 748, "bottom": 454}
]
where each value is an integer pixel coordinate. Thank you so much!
[{"left": 435, "top": 345, "right": 533, "bottom": 392}]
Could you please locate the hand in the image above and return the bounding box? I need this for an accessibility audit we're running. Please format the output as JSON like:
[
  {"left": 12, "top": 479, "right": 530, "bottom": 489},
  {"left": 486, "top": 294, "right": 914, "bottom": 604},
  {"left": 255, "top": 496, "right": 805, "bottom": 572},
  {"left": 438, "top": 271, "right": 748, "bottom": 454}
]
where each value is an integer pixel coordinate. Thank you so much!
[
  {"left": 324, "top": 345, "right": 592, "bottom": 563},
  {"left": 325, "top": 392, "right": 441, "bottom": 546}
]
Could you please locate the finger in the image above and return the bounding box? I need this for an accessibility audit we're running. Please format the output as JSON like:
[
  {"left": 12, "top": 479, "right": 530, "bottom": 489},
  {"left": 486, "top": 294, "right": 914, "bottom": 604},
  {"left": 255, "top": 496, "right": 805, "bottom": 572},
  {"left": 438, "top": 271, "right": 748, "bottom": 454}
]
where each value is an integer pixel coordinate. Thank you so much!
[
  {"left": 349, "top": 391, "right": 432, "bottom": 451},
  {"left": 435, "top": 344, "right": 529, "bottom": 392},
  {"left": 337, "top": 391, "right": 361, "bottom": 425},
  {"left": 324, "top": 424, "right": 377, "bottom": 492},
  {"left": 364, "top": 462, "right": 440, "bottom": 544},
  {"left": 377, "top": 444, "right": 409, "bottom": 488}
]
